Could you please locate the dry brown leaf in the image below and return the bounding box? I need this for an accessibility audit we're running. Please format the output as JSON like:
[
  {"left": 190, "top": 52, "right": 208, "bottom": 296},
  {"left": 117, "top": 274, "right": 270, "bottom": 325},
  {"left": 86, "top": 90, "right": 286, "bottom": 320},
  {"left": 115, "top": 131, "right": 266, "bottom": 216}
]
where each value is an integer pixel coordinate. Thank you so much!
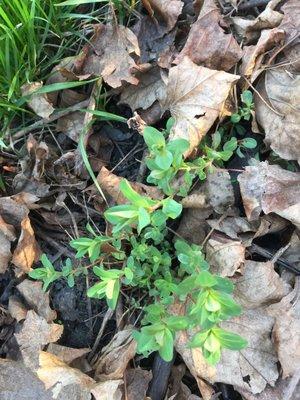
[
  {"left": 119, "top": 66, "right": 166, "bottom": 111},
  {"left": 177, "top": 207, "right": 212, "bottom": 245},
  {"left": 21, "top": 82, "right": 55, "bottom": 119},
  {"left": 95, "top": 166, "right": 163, "bottom": 205},
  {"left": 238, "top": 162, "right": 300, "bottom": 227},
  {"left": 241, "top": 28, "right": 285, "bottom": 80},
  {"left": 267, "top": 281, "right": 300, "bottom": 378},
  {"left": 142, "top": 0, "right": 184, "bottom": 32},
  {"left": 8, "top": 296, "right": 28, "bottom": 322},
  {"left": 0, "top": 232, "right": 12, "bottom": 273},
  {"left": 47, "top": 343, "right": 90, "bottom": 365},
  {"left": 37, "top": 351, "right": 94, "bottom": 389},
  {"left": 94, "top": 328, "right": 136, "bottom": 380},
  {"left": 91, "top": 380, "right": 123, "bottom": 400},
  {"left": 81, "top": 24, "right": 140, "bottom": 88},
  {"left": 160, "top": 57, "right": 239, "bottom": 155},
  {"left": 17, "top": 280, "right": 56, "bottom": 322},
  {"left": 15, "top": 310, "right": 63, "bottom": 370},
  {"left": 279, "top": 0, "right": 300, "bottom": 50},
  {"left": 175, "top": 308, "right": 278, "bottom": 394},
  {"left": 125, "top": 368, "right": 152, "bottom": 400},
  {"left": 0, "top": 359, "right": 53, "bottom": 400},
  {"left": 206, "top": 216, "right": 260, "bottom": 239},
  {"left": 12, "top": 216, "right": 40, "bottom": 275},
  {"left": 175, "top": 0, "right": 243, "bottom": 71},
  {"left": 255, "top": 68, "right": 300, "bottom": 163},
  {"left": 205, "top": 235, "right": 245, "bottom": 277},
  {"left": 204, "top": 170, "right": 235, "bottom": 214},
  {"left": 232, "top": 0, "right": 283, "bottom": 42},
  {"left": 234, "top": 261, "right": 291, "bottom": 309}
]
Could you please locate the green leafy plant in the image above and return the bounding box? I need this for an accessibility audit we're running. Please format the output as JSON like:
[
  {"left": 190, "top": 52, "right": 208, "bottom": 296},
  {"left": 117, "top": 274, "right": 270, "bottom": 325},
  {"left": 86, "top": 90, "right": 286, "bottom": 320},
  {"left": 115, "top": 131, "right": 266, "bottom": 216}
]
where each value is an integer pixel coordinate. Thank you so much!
[{"left": 29, "top": 115, "right": 248, "bottom": 365}]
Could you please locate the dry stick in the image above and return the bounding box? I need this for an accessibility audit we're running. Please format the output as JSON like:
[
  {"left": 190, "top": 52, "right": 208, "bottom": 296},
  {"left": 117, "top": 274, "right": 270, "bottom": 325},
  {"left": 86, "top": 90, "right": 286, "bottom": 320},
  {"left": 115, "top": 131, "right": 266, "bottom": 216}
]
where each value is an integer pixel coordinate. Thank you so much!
[
  {"left": 88, "top": 308, "right": 114, "bottom": 364},
  {"left": 243, "top": 76, "right": 284, "bottom": 117},
  {"left": 11, "top": 99, "right": 90, "bottom": 140}
]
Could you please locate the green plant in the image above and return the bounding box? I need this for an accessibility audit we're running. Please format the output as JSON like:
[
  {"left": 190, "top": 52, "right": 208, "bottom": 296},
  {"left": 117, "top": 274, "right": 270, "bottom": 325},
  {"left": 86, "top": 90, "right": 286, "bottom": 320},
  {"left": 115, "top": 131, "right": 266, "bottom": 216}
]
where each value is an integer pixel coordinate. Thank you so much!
[{"left": 29, "top": 115, "right": 247, "bottom": 365}]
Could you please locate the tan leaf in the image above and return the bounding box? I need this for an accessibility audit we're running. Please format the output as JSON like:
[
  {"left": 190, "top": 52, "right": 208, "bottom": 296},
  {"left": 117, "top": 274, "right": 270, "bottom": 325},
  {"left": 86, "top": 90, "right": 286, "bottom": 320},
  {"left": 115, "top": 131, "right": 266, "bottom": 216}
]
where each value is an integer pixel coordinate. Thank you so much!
[
  {"left": 177, "top": 207, "right": 212, "bottom": 245},
  {"left": 206, "top": 216, "right": 261, "bottom": 240},
  {"left": 142, "top": 0, "right": 184, "bottom": 32},
  {"left": 255, "top": 68, "right": 300, "bottom": 163},
  {"left": 91, "top": 380, "right": 123, "bottom": 400},
  {"left": 8, "top": 296, "right": 28, "bottom": 322},
  {"left": 160, "top": 57, "right": 239, "bottom": 155},
  {"left": 205, "top": 235, "right": 245, "bottom": 277},
  {"left": 15, "top": 310, "right": 63, "bottom": 370},
  {"left": 237, "top": 162, "right": 300, "bottom": 227},
  {"left": 175, "top": 0, "right": 243, "bottom": 71},
  {"left": 0, "top": 359, "right": 53, "bottom": 400},
  {"left": 81, "top": 24, "right": 140, "bottom": 88},
  {"left": 241, "top": 28, "right": 285, "bottom": 80},
  {"left": 17, "top": 280, "right": 56, "bottom": 322},
  {"left": 37, "top": 351, "right": 94, "bottom": 390},
  {"left": 232, "top": 0, "right": 283, "bottom": 42},
  {"left": 267, "top": 282, "right": 300, "bottom": 378},
  {"left": 234, "top": 261, "right": 291, "bottom": 309},
  {"left": 94, "top": 328, "right": 136, "bottom": 380},
  {"left": 119, "top": 66, "right": 166, "bottom": 111},
  {"left": 47, "top": 343, "right": 90, "bottom": 365},
  {"left": 12, "top": 216, "right": 40, "bottom": 274},
  {"left": 95, "top": 166, "right": 163, "bottom": 205},
  {"left": 0, "top": 231, "right": 12, "bottom": 274},
  {"left": 21, "top": 82, "right": 55, "bottom": 119},
  {"left": 175, "top": 309, "right": 278, "bottom": 394}
]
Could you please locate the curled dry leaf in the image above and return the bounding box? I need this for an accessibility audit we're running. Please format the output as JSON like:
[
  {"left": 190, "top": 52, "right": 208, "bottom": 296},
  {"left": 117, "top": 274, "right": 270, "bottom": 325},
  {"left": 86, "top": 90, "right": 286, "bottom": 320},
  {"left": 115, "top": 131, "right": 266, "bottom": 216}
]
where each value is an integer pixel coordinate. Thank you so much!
[
  {"left": 119, "top": 66, "right": 166, "bottom": 111},
  {"left": 21, "top": 82, "right": 54, "bottom": 119},
  {"left": 0, "top": 216, "right": 15, "bottom": 273},
  {"left": 125, "top": 368, "right": 152, "bottom": 400},
  {"left": 205, "top": 234, "right": 245, "bottom": 277},
  {"left": 232, "top": 0, "right": 283, "bottom": 42},
  {"left": 47, "top": 343, "right": 90, "bottom": 365},
  {"left": 255, "top": 68, "right": 300, "bottom": 163},
  {"left": 8, "top": 296, "right": 28, "bottom": 322},
  {"left": 206, "top": 216, "right": 260, "bottom": 240},
  {"left": 142, "top": 0, "right": 184, "bottom": 33},
  {"left": 267, "top": 281, "right": 300, "bottom": 378},
  {"left": 15, "top": 310, "right": 63, "bottom": 371},
  {"left": 95, "top": 166, "right": 163, "bottom": 205},
  {"left": 94, "top": 328, "right": 136, "bottom": 380},
  {"left": 238, "top": 162, "right": 300, "bottom": 227},
  {"left": 91, "top": 380, "right": 123, "bottom": 400},
  {"left": 160, "top": 57, "right": 239, "bottom": 155},
  {"left": 81, "top": 24, "right": 140, "bottom": 88},
  {"left": 234, "top": 261, "right": 291, "bottom": 309},
  {"left": 175, "top": 0, "right": 243, "bottom": 71},
  {"left": 17, "top": 280, "right": 56, "bottom": 323},
  {"left": 241, "top": 28, "right": 285, "bottom": 80}
]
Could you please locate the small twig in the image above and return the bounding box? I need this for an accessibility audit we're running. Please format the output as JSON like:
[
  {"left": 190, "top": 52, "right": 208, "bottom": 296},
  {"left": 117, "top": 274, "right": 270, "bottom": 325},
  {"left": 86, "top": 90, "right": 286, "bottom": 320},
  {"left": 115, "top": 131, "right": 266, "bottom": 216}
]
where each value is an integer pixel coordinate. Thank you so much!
[
  {"left": 88, "top": 308, "right": 114, "bottom": 364},
  {"left": 249, "top": 244, "right": 300, "bottom": 275},
  {"left": 136, "top": 149, "right": 148, "bottom": 183},
  {"left": 10, "top": 100, "right": 90, "bottom": 140}
]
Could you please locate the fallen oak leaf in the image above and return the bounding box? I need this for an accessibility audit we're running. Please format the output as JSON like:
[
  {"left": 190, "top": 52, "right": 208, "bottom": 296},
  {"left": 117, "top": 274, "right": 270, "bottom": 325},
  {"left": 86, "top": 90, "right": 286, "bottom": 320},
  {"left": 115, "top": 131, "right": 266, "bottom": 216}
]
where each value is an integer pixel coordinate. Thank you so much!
[
  {"left": 175, "top": 0, "right": 243, "bottom": 71},
  {"left": 238, "top": 162, "right": 300, "bottom": 227},
  {"left": 142, "top": 0, "right": 184, "bottom": 33},
  {"left": 81, "top": 23, "right": 140, "bottom": 88},
  {"left": 21, "top": 82, "right": 55, "bottom": 119},
  {"left": 119, "top": 65, "right": 166, "bottom": 111},
  {"left": 17, "top": 280, "right": 56, "bottom": 323},
  {"left": 12, "top": 216, "right": 40, "bottom": 275},
  {"left": 255, "top": 68, "right": 300, "bottom": 163},
  {"left": 160, "top": 57, "right": 239, "bottom": 155}
]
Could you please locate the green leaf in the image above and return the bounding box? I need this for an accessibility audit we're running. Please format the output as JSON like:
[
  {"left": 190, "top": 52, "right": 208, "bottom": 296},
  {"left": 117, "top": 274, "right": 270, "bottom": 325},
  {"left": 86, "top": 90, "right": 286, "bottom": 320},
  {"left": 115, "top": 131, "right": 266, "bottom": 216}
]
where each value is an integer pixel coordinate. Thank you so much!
[
  {"left": 189, "top": 330, "right": 209, "bottom": 348},
  {"left": 143, "top": 126, "right": 165, "bottom": 149},
  {"left": 241, "top": 90, "right": 253, "bottom": 107},
  {"left": 231, "top": 113, "right": 241, "bottom": 123},
  {"left": 119, "top": 180, "right": 154, "bottom": 208},
  {"left": 196, "top": 271, "right": 217, "bottom": 287},
  {"left": 205, "top": 295, "right": 221, "bottom": 312},
  {"left": 87, "top": 281, "right": 107, "bottom": 298},
  {"left": 213, "top": 327, "right": 248, "bottom": 350},
  {"left": 241, "top": 138, "right": 257, "bottom": 149},
  {"left": 155, "top": 150, "right": 173, "bottom": 170},
  {"left": 223, "top": 137, "right": 237, "bottom": 152},
  {"left": 159, "top": 328, "right": 174, "bottom": 362},
  {"left": 80, "top": 109, "right": 127, "bottom": 123},
  {"left": 138, "top": 207, "right": 151, "bottom": 233},
  {"left": 166, "top": 117, "right": 175, "bottom": 133},
  {"left": 212, "top": 131, "right": 221, "bottom": 149},
  {"left": 203, "top": 332, "right": 221, "bottom": 353},
  {"left": 165, "top": 316, "right": 189, "bottom": 331},
  {"left": 162, "top": 198, "right": 182, "bottom": 219},
  {"left": 204, "top": 349, "right": 221, "bottom": 365},
  {"left": 104, "top": 205, "right": 139, "bottom": 225},
  {"left": 56, "top": 0, "right": 107, "bottom": 5}
]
